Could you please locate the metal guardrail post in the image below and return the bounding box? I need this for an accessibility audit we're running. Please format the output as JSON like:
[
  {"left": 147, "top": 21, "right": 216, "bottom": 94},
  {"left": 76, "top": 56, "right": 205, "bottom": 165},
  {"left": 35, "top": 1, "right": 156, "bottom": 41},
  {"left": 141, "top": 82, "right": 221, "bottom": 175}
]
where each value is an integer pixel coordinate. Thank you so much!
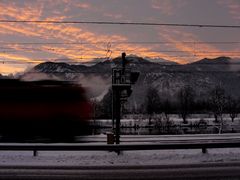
[
  {"left": 202, "top": 147, "right": 207, "bottom": 154},
  {"left": 107, "top": 132, "right": 115, "bottom": 144},
  {"left": 33, "top": 149, "right": 38, "bottom": 157}
]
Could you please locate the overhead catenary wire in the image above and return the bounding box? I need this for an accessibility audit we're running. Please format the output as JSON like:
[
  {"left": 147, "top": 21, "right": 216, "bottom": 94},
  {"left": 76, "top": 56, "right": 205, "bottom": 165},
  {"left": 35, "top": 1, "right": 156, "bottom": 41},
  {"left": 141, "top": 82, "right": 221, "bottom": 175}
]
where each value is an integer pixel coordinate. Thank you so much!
[
  {"left": 0, "top": 42, "right": 238, "bottom": 46},
  {"left": 0, "top": 20, "right": 240, "bottom": 28},
  {"left": 2, "top": 55, "right": 240, "bottom": 65},
  {"left": 1, "top": 47, "right": 240, "bottom": 54},
  {"left": 0, "top": 41, "right": 240, "bottom": 45}
]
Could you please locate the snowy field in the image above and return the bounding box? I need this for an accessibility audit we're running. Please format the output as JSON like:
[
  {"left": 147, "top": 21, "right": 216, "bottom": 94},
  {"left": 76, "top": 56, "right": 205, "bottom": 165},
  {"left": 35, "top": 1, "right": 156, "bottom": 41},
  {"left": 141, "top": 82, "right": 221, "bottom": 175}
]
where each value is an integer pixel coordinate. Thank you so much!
[
  {"left": 91, "top": 116, "right": 240, "bottom": 135},
  {"left": 1, "top": 134, "right": 240, "bottom": 166},
  {"left": 0, "top": 148, "right": 240, "bottom": 166}
]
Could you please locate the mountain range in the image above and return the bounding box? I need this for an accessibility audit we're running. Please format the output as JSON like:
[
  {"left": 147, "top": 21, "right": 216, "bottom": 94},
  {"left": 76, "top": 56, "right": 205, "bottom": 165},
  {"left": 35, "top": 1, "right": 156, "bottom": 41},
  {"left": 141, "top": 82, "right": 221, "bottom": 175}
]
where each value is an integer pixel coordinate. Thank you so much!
[{"left": 21, "top": 56, "right": 240, "bottom": 106}]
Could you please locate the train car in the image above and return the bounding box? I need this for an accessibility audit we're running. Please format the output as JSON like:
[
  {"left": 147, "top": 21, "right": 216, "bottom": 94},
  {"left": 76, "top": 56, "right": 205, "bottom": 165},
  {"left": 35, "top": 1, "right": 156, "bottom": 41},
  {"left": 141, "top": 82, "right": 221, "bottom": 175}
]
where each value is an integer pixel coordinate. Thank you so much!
[{"left": 0, "top": 79, "right": 92, "bottom": 142}]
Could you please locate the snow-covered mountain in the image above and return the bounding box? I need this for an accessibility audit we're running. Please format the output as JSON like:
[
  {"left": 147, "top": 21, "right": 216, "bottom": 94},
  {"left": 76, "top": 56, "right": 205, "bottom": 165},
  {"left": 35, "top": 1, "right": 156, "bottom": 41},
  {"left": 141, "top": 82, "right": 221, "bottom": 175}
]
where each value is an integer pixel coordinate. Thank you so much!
[
  {"left": 21, "top": 56, "right": 240, "bottom": 104},
  {"left": 144, "top": 57, "right": 178, "bottom": 65}
]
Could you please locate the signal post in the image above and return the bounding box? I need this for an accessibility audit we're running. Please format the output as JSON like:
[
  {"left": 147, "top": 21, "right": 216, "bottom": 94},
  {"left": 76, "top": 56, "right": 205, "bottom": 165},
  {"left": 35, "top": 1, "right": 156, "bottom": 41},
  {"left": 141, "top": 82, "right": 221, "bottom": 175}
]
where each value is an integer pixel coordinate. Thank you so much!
[{"left": 112, "top": 53, "right": 139, "bottom": 144}]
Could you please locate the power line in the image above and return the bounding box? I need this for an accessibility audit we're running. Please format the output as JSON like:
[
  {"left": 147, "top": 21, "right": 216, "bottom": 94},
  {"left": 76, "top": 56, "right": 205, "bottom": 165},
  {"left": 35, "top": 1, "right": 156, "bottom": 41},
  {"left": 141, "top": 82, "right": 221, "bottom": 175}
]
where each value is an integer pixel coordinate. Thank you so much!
[
  {"left": 1, "top": 49, "right": 240, "bottom": 55},
  {"left": 2, "top": 46, "right": 240, "bottom": 52},
  {"left": 25, "top": 71, "right": 240, "bottom": 74},
  {"left": 0, "top": 41, "right": 239, "bottom": 45},
  {"left": 0, "top": 20, "right": 239, "bottom": 28},
  {"left": 33, "top": 68, "right": 240, "bottom": 75},
  {"left": 2, "top": 54, "right": 240, "bottom": 65}
]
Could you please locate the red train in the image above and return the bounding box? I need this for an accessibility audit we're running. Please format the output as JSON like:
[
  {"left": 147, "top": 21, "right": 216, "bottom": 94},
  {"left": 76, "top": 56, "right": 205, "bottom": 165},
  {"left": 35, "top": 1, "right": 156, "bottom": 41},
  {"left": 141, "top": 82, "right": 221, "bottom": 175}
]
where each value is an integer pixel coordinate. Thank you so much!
[{"left": 0, "top": 79, "right": 92, "bottom": 142}]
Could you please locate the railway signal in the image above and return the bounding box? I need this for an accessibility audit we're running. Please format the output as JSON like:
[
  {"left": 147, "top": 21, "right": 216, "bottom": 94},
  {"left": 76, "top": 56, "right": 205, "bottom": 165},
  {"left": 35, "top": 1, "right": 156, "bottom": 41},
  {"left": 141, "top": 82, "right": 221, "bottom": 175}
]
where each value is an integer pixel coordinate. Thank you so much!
[{"left": 112, "top": 53, "right": 140, "bottom": 144}]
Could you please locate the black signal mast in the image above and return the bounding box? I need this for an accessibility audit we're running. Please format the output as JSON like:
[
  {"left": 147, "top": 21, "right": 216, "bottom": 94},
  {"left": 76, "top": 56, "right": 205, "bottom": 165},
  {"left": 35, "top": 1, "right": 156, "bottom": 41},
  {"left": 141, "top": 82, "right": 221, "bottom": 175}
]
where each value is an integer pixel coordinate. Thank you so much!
[{"left": 112, "top": 53, "right": 139, "bottom": 144}]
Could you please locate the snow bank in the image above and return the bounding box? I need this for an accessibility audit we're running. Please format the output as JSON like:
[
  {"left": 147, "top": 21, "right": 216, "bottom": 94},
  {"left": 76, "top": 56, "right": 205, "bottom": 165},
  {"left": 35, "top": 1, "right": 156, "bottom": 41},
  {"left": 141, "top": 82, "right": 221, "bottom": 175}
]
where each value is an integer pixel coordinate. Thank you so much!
[{"left": 0, "top": 148, "right": 240, "bottom": 166}]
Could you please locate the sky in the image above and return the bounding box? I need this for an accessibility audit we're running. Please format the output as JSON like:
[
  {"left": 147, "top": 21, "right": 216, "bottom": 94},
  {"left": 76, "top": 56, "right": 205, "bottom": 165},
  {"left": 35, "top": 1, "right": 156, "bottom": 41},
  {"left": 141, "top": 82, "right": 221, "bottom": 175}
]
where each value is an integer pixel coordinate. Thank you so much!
[{"left": 0, "top": 0, "right": 239, "bottom": 74}]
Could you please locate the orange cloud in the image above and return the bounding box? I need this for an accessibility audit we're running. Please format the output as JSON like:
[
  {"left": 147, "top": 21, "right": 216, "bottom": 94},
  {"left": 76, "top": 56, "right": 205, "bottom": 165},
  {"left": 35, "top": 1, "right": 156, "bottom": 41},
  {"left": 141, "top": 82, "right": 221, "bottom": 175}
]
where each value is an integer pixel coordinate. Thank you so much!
[
  {"left": 0, "top": 64, "right": 26, "bottom": 75},
  {"left": 76, "top": 3, "right": 91, "bottom": 9},
  {"left": 218, "top": 0, "right": 240, "bottom": 20},
  {"left": 103, "top": 13, "right": 123, "bottom": 19},
  {"left": 0, "top": 52, "right": 43, "bottom": 75},
  {"left": 0, "top": 24, "right": 42, "bottom": 37},
  {"left": 0, "top": 1, "right": 42, "bottom": 20},
  {"left": 0, "top": 52, "right": 43, "bottom": 63},
  {"left": 151, "top": 0, "right": 187, "bottom": 15},
  {"left": 157, "top": 28, "right": 240, "bottom": 63}
]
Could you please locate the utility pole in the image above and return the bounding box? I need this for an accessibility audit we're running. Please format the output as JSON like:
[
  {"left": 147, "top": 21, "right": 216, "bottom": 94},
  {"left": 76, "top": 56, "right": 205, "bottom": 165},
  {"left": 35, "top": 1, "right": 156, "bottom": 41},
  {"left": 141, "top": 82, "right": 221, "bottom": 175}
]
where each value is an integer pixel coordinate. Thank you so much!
[{"left": 112, "top": 53, "right": 140, "bottom": 145}]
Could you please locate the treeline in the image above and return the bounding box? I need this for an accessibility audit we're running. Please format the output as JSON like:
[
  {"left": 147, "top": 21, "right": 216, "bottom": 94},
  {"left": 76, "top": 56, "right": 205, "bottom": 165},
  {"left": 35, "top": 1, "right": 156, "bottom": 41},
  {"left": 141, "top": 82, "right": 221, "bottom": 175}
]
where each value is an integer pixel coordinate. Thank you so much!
[{"left": 92, "top": 85, "right": 240, "bottom": 123}]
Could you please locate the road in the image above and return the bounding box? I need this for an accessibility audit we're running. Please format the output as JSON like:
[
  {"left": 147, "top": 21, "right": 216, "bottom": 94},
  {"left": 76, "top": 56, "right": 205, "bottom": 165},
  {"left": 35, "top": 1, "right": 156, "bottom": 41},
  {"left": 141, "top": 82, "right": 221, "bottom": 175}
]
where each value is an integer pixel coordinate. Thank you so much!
[{"left": 0, "top": 162, "right": 240, "bottom": 180}]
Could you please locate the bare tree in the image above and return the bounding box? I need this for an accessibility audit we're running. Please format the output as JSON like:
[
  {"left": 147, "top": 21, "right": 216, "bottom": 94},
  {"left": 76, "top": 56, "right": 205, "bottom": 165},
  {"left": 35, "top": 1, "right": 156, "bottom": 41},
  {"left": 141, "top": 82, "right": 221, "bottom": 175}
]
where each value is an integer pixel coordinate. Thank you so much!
[
  {"left": 162, "top": 98, "right": 172, "bottom": 122},
  {"left": 144, "top": 87, "right": 161, "bottom": 125},
  {"left": 177, "top": 86, "right": 195, "bottom": 124},
  {"left": 226, "top": 95, "right": 238, "bottom": 122},
  {"left": 100, "top": 88, "right": 112, "bottom": 119},
  {"left": 209, "top": 85, "right": 226, "bottom": 133}
]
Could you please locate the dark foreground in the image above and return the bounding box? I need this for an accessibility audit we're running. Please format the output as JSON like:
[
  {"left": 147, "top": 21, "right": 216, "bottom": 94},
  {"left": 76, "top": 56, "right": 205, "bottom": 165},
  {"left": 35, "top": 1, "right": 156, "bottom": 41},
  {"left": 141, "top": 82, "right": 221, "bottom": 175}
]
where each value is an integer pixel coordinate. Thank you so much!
[{"left": 0, "top": 162, "right": 240, "bottom": 180}]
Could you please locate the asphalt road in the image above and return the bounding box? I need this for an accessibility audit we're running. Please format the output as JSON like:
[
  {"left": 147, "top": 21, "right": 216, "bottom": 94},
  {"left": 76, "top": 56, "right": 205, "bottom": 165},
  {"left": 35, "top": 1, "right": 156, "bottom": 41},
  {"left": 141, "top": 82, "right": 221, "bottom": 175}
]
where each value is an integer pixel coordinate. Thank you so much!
[{"left": 1, "top": 162, "right": 240, "bottom": 180}]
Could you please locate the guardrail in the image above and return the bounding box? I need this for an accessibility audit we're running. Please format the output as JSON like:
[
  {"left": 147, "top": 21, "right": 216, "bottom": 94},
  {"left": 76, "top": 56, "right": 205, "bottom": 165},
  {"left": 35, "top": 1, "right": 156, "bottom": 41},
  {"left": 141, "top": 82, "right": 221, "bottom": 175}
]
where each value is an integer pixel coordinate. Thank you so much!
[
  {"left": 0, "top": 141, "right": 240, "bottom": 156},
  {"left": 79, "top": 134, "right": 240, "bottom": 143}
]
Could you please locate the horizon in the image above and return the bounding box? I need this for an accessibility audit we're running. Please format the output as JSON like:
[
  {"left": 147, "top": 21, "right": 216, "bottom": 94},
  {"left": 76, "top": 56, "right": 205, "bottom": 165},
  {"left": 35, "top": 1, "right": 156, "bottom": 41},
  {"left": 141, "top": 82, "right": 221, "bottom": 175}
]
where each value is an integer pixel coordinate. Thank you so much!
[
  {"left": 37, "top": 55, "right": 240, "bottom": 64},
  {"left": 1, "top": 55, "right": 239, "bottom": 76}
]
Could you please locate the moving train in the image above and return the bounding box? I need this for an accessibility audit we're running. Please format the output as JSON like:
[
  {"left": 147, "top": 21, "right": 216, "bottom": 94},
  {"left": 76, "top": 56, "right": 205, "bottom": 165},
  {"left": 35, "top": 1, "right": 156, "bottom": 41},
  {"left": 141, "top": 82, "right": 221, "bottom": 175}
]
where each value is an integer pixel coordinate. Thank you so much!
[{"left": 0, "top": 79, "right": 92, "bottom": 142}]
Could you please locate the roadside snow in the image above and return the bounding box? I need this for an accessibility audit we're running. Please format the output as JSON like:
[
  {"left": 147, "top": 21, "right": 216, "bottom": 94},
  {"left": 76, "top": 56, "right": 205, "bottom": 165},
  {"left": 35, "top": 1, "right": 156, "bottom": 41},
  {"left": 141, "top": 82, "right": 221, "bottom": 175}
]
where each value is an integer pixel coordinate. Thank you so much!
[{"left": 0, "top": 148, "right": 240, "bottom": 166}]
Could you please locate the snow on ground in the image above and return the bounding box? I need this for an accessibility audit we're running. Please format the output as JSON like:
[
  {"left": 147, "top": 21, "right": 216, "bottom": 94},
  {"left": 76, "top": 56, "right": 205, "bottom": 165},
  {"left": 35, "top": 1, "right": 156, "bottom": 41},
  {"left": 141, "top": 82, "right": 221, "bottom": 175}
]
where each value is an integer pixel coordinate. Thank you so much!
[{"left": 0, "top": 148, "right": 240, "bottom": 166}]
